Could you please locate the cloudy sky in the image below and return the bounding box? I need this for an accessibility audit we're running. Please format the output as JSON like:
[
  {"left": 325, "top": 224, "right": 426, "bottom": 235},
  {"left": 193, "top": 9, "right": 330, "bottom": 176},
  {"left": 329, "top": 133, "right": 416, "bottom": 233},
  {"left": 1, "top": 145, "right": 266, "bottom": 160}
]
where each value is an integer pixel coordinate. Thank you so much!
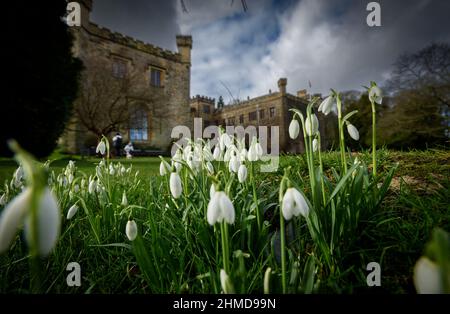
[{"left": 91, "top": 0, "right": 450, "bottom": 104}]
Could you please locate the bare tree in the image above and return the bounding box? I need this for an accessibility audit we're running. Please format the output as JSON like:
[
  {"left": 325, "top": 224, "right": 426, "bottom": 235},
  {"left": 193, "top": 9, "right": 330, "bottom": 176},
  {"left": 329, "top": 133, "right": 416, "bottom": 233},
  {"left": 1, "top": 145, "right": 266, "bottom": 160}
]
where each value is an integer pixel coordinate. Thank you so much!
[
  {"left": 72, "top": 55, "right": 168, "bottom": 140},
  {"left": 388, "top": 42, "right": 450, "bottom": 107}
]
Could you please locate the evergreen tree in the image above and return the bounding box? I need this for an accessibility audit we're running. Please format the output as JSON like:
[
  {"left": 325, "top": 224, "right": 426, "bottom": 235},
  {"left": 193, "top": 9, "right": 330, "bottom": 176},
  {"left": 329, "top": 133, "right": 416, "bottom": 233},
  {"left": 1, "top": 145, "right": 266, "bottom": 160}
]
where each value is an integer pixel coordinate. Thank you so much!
[{"left": 2, "top": 1, "right": 82, "bottom": 157}]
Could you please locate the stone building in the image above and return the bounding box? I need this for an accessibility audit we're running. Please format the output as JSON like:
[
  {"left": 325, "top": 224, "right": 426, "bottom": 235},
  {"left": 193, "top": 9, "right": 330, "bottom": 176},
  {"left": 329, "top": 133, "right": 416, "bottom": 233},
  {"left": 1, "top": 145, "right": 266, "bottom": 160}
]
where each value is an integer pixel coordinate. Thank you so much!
[
  {"left": 190, "top": 78, "right": 338, "bottom": 153},
  {"left": 62, "top": 0, "right": 192, "bottom": 154}
]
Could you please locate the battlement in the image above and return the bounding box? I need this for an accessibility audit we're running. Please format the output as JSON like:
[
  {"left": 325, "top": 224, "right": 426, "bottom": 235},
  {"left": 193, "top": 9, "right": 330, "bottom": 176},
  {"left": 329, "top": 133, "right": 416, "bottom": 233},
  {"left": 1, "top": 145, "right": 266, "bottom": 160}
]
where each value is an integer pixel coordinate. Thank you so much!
[
  {"left": 85, "top": 23, "right": 183, "bottom": 62},
  {"left": 191, "top": 95, "right": 215, "bottom": 104}
]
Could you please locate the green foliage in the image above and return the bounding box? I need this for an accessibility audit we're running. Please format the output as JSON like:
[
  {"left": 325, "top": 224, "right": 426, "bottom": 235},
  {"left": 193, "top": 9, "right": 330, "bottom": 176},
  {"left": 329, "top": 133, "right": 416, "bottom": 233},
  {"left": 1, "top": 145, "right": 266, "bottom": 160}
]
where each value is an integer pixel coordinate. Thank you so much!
[{"left": 2, "top": 1, "right": 82, "bottom": 158}]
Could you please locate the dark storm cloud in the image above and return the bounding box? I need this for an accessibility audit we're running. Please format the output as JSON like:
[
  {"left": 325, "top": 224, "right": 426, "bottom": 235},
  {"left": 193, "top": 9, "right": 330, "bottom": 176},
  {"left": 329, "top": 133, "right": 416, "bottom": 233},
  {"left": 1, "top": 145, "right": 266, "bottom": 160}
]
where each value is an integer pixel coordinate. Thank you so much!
[{"left": 90, "top": 0, "right": 181, "bottom": 50}]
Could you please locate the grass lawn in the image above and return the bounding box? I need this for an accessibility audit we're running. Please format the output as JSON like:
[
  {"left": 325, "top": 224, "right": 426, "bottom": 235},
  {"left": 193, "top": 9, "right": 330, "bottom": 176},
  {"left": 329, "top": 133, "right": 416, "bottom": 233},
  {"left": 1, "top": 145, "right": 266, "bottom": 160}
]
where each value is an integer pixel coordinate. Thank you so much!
[{"left": 0, "top": 148, "right": 449, "bottom": 293}]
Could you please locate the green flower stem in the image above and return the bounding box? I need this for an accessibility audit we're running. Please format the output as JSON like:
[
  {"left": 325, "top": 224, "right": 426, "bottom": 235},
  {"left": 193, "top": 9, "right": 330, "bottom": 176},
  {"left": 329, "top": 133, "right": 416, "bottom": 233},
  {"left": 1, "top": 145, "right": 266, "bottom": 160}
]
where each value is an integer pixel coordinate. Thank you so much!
[
  {"left": 336, "top": 96, "right": 347, "bottom": 173},
  {"left": 371, "top": 101, "right": 377, "bottom": 177},
  {"left": 220, "top": 222, "right": 230, "bottom": 273},
  {"left": 249, "top": 162, "right": 261, "bottom": 232},
  {"left": 317, "top": 135, "right": 327, "bottom": 205},
  {"left": 278, "top": 176, "right": 287, "bottom": 294}
]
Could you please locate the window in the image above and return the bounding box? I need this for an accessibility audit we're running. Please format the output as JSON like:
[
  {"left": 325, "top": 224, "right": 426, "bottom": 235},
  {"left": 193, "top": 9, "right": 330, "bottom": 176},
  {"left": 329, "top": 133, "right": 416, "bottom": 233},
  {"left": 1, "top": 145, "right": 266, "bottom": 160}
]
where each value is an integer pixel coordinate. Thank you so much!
[
  {"left": 150, "top": 68, "right": 163, "bottom": 87},
  {"left": 239, "top": 115, "right": 244, "bottom": 124},
  {"left": 269, "top": 107, "right": 276, "bottom": 118},
  {"left": 227, "top": 117, "right": 235, "bottom": 125},
  {"left": 203, "top": 105, "right": 210, "bottom": 114},
  {"left": 249, "top": 111, "right": 257, "bottom": 121},
  {"left": 259, "top": 109, "right": 265, "bottom": 120},
  {"left": 129, "top": 106, "right": 148, "bottom": 141},
  {"left": 112, "top": 59, "right": 127, "bottom": 78}
]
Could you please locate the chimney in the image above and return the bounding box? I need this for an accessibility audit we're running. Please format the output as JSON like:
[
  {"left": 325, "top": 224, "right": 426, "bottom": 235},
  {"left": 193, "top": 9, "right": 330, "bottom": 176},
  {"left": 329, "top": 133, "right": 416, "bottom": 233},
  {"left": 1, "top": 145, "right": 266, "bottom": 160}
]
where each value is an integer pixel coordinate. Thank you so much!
[
  {"left": 176, "top": 35, "right": 193, "bottom": 65},
  {"left": 297, "top": 89, "right": 307, "bottom": 98},
  {"left": 278, "top": 78, "right": 287, "bottom": 95},
  {"left": 77, "top": 0, "right": 92, "bottom": 27}
]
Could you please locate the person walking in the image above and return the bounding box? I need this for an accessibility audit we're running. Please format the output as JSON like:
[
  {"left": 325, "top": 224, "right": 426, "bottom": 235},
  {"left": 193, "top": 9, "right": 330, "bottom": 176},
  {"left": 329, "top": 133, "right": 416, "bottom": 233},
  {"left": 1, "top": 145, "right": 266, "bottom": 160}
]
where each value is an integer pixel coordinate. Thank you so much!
[{"left": 112, "top": 132, "right": 123, "bottom": 157}]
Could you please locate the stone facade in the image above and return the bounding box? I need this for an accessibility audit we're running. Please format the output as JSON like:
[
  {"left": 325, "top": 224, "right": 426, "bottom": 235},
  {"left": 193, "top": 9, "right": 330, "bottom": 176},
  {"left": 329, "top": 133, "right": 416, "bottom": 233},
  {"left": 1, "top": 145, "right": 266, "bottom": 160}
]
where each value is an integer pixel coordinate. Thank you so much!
[
  {"left": 62, "top": 0, "right": 192, "bottom": 154},
  {"left": 190, "top": 78, "right": 338, "bottom": 153}
]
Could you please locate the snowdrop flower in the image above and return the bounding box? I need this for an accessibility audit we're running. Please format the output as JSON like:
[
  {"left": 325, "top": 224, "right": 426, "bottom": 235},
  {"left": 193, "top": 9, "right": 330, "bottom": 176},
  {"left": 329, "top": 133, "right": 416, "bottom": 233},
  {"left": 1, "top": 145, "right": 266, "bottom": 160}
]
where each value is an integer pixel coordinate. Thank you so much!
[
  {"left": 169, "top": 172, "right": 182, "bottom": 199},
  {"left": 80, "top": 178, "right": 86, "bottom": 188},
  {"left": 281, "top": 188, "right": 309, "bottom": 221},
  {"left": 220, "top": 269, "right": 235, "bottom": 294},
  {"left": 207, "top": 191, "right": 235, "bottom": 225},
  {"left": 305, "top": 114, "right": 319, "bottom": 136},
  {"left": 120, "top": 166, "right": 126, "bottom": 175},
  {"left": 347, "top": 123, "right": 360, "bottom": 141},
  {"left": 203, "top": 144, "right": 213, "bottom": 162},
  {"left": 126, "top": 220, "right": 138, "bottom": 241},
  {"left": 240, "top": 148, "right": 248, "bottom": 161},
  {"left": 159, "top": 159, "right": 170, "bottom": 176},
  {"left": 413, "top": 257, "right": 443, "bottom": 294},
  {"left": 88, "top": 179, "right": 96, "bottom": 194},
  {"left": 228, "top": 155, "right": 240, "bottom": 173},
  {"left": 238, "top": 164, "right": 248, "bottom": 183},
  {"left": 0, "top": 193, "right": 7, "bottom": 206},
  {"left": 213, "top": 145, "right": 221, "bottom": 161},
  {"left": 121, "top": 191, "right": 128, "bottom": 206},
  {"left": 247, "top": 139, "right": 263, "bottom": 162},
  {"left": 289, "top": 119, "right": 300, "bottom": 139},
  {"left": 96, "top": 140, "right": 106, "bottom": 155},
  {"left": 312, "top": 138, "right": 319, "bottom": 152},
  {"left": 369, "top": 85, "right": 383, "bottom": 104},
  {"left": 0, "top": 187, "right": 60, "bottom": 256},
  {"left": 66, "top": 204, "right": 79, "bottom": 220},
  {"left": 209, "top": 184, "right": 216, "bottom": 199},
  {"left": 109, "top": 165, "right": 115, "bottom": 176},
  {"left": 206, "top": 161, "right": 214, "bottom": 174},
  {"left": 67, "top": 173, "right": 74, "bottom": 184},
  {"left": 219, "top": 133, "right": 232, "bottom": 150},
  {"left": 318, "top": 95, "right": 335, "bottom": 115}
]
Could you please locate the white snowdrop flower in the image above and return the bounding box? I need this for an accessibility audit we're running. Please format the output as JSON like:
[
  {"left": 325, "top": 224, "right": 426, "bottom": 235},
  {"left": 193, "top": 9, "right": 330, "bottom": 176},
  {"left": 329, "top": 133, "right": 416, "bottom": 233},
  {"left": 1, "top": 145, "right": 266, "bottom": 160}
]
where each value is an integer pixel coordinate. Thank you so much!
[
  {"left": 80, "top": 178, "right": 86, "bottom": 188},
  {"left": 238, "top": 164, "right": 248, "bottom": 183},
  {"left": 169, "top": 172, "right": 182, "bottom": 199},
  {"left": 120, "top": 166, "right": 126, "bottom": 175},
  {"left": 0, "top": 193, "right": 7, "bottom": 206},
  {"left": 121, "top": 191, "right": 128, "bottom": 206},
  {"left": 414, "top": 257, "right": 443, "bottom": 294},
  {"left": 207, "top": 191, "right": 235, "bottom": 225},
  {"left": 247, "top": 140, "right": 261, "bottom": 162},
  {"left": 159, "top": 159, "right": 170, "bottom": 176},
  {"left": 240, "top": 148, "right": 248, "bottom": 161},
  {"left": 172, "top": 160, "right": 182, "bottom": 173},
  {"left": 206, "top": 161, "right": 214, "bottom": 174},
  {"left": 213, "top": 145, "right": 221, "bottom": 161},
  {"left": 318, "top": 95, "right": 335, "bottom": 115},
  {"left": 66, "top": 204, "right": 79, "bottom": 220},
  {"left": 219, "top": 133, "right": 232, "bottom": 150},
  {"left": 109, "top": 165, "right": 115, "bottom": 176},
  {"left": 67, "top": 173, "right": 74, "bottom": 184},
  {"left": 209, "top": 184, "right": 216, "bottom": 199},
  {"left": 96, "top": 140, "right": 106, "bottom": 155},
  {"left": 73, "top": 184, "right": 79, "bottom": 193},
  {"left": 369, "top": 85, "right": 383, "bottom": 105},
  {"left": 305, "top": 114, "right": 319, "bottom": 136},
  {"left": 347, "top": 123, "right": 360, "bottom": 141},
  {"left": 99, "top": 159, "right": 105, "bottom": 167},
  {"left": 0, "top": 187, "right": 60, "bottom": 256},
  {"left": 289, "top": 119, "right": 300, "bottom": 139},
  {"left": 126, "top": 220, "right": 138, "bottom": 241},
  {"left": 88, "top": 179, "right": 96, "bottom": 194},
  {"left": 312, "top": 138, "right": 319, "bottom": 152},
  {"left": 228, "top": 155, "right": 240, "bottom": 173},
  {"left": 202, "top": 146, "right": 213, "bottom": 162},
  {"left": 183, "top": 145, "right": 192, "bottom": 161},
  {"left": 282, "top": 188, "right": 309, "bottom": 221},
  {"left": 220, "top": 269, "right": 235, "bottom": 294}
]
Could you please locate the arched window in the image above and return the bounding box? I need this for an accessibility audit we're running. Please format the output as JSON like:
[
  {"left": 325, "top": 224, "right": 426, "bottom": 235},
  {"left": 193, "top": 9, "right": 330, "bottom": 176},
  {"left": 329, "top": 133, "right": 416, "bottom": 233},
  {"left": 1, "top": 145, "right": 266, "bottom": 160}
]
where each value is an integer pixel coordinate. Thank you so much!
[{"left": 129, "top": 105, "right": 148, "bottom": 141}]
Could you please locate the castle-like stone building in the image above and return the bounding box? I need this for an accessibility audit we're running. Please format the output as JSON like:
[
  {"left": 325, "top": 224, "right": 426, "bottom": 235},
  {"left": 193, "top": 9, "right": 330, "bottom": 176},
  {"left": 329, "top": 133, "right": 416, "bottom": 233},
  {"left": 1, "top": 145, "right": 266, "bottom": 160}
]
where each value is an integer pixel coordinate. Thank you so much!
[
  {"left": 63, "top": 0, "right": 336, "bottom": 155},
  {"left": 191, "top": 78, "right": 337, "bottom": 153},
  {"left": 62, "top": 0, "right": 192, "bottom": 153}
]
